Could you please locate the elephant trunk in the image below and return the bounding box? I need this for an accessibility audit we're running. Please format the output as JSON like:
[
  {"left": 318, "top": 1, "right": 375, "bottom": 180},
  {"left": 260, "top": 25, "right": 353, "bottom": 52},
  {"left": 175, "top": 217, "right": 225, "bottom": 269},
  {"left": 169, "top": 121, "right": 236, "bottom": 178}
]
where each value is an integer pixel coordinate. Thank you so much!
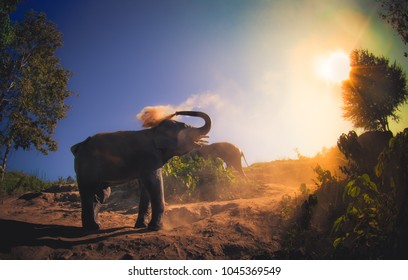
[{"left": 175, "top": 111, "right": 212, "bottom": 136}]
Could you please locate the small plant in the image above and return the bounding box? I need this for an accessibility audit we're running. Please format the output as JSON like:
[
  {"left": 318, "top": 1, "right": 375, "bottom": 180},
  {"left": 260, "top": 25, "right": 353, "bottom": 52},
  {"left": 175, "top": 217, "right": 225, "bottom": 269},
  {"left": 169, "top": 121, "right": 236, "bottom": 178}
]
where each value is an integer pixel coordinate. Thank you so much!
[
  {"left": 331, "top": 174, "right": 391, "bottom": 257},
  {"left": 313, "top": 165, "right": 334, "bottom": 186},
  {"left": 299, "top": 183, "right": 310, "bottom": 197},
  {"left": 279, "top": 194, "right": 293, "bottom": 220}
]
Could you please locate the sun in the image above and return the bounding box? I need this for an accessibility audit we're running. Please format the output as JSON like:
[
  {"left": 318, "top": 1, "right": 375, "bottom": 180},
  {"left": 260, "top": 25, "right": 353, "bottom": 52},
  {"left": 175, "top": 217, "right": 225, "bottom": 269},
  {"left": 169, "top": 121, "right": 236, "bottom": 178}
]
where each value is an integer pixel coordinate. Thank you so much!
[{"left": 316, "top": 51, "right": 351, "bottom": 83}]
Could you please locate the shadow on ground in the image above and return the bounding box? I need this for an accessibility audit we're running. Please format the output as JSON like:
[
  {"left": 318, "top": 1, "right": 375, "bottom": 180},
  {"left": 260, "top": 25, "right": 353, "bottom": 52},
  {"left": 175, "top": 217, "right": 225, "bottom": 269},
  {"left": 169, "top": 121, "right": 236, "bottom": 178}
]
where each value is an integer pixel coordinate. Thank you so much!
[{"left": 0, "top": 219, "right": 140, "bottom": 252}]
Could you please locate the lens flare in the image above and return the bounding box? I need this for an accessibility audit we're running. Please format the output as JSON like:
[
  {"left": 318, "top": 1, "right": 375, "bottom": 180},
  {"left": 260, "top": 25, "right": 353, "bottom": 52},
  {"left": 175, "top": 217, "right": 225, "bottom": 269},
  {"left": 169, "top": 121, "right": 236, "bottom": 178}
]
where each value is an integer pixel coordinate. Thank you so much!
[{"left": 316, "top": 51, "right": 351, "bottom": 83}]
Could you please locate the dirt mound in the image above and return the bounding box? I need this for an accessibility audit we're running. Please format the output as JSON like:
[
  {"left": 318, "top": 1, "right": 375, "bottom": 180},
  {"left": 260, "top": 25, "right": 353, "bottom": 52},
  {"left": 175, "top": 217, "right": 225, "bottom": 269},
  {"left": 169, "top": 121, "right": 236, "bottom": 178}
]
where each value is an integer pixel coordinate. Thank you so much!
[{"left": 17, "top": 183, "right": 80, "bottom": 204}]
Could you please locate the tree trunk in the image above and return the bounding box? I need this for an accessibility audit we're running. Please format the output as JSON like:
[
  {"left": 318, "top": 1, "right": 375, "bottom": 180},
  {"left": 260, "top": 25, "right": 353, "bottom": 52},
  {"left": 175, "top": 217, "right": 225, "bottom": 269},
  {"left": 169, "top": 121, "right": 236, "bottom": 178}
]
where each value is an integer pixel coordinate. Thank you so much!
[
  {"left": 0, "top": 80, "right": 15, "bottom": 123},
  {"left": 1, "top": 140, "right": 12, "bottom": 181}
]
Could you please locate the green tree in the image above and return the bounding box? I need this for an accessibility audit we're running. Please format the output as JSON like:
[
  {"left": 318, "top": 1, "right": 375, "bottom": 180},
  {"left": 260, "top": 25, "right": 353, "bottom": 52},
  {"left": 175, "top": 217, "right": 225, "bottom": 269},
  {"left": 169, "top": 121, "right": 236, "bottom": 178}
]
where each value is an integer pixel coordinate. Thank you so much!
[
  {"left": 0, "top": 10, "right": 73, "bottom": 179},
  {"left": 341, "top": 49, "right": 408, "bottom": 131},
  {"left": 378, "top": 0, "right": 408, "bottom": 57},
  {"left": 0, "top": 0, "right": 20, "bottom": 49}
]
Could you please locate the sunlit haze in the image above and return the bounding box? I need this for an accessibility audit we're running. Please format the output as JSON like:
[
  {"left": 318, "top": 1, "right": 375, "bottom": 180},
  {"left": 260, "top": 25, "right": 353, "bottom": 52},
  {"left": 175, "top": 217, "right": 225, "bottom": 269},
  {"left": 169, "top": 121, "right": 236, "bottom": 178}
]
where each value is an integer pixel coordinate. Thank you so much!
[
  {"left": 8, "top": 0, "right": 408, "bottom": 180},
  {"left": 316, "top": 51, "right": 351, "bottom": 83}
]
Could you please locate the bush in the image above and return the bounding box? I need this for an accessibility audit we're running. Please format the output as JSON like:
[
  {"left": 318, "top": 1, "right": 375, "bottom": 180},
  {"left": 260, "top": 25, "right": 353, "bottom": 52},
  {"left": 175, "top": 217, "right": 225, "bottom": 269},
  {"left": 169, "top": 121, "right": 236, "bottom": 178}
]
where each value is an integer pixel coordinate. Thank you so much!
[
  {"left": 278, "top": 166, "right": 346, "bottom": 259},
  {"left": 163, "top": 155, "right": 251, "bottom": 203},
  {"left": 330, "top": 129, "right": 408, "bottom": 258},
  {"left": 55, "top": 175, "right": 76, "bottom": 184},
  {"left": 279, "top": 128, "right": 408, "bottom": 259},
  {"left": 0, "top": 171, "right": 52, "bottom": 195},
  {"left": 331, "top": 173, "right": 395, "bottom": 258}
]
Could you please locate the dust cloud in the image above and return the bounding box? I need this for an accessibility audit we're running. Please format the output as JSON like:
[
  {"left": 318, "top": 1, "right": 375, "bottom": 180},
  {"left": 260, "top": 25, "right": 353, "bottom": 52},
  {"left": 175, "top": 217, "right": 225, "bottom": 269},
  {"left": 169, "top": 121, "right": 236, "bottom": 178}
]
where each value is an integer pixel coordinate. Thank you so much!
[
  {"left": 136, "top": 93, "right": 222, "bottom": 128},
  {"left": 136, "top": 106, "right": 176, "bottom": 128}
]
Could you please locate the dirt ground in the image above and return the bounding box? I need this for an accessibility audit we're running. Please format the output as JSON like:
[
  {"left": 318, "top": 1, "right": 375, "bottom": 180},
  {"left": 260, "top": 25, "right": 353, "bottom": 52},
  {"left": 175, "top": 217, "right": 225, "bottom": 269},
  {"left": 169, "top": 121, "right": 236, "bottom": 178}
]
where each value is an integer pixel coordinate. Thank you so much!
[{"left": 0, "top": 163, "right": 312, "bottom": 260}]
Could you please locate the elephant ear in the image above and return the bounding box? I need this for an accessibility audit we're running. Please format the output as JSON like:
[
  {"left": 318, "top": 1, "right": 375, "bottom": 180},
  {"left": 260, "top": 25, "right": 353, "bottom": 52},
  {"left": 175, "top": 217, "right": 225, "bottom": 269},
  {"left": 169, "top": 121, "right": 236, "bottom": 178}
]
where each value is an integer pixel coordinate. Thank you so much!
[{"left": 153, "top": 121, "right": 178, "bottom": 151}]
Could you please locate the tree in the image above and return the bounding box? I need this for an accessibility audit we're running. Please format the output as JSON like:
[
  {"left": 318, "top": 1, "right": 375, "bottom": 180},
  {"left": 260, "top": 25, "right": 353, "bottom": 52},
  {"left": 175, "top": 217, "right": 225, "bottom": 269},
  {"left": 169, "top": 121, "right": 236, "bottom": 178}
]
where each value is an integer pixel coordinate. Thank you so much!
[
  {"left": 0, "top": 10, "right": 73, "bottom": 179},
  {"left": 341, "top": 49, "right": 408, "bottom": 131},
  {"left": 378, "top": 0, "right": 408, "bottom": 57}
]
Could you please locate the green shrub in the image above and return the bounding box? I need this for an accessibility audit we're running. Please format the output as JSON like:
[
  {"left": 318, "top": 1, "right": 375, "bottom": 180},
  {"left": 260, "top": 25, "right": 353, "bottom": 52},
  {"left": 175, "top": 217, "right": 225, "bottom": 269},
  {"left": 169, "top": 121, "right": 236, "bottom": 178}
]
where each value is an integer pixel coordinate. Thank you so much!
[
  {"left": 163, "top": 155, "right": 247, "bottom": 203},
  {"left": 331, "top": 173, "right": 395, "bottom": 258},
  {"left": 278, "top": 166, "right": 346, "bottom": 258},
  {"left": 279, "top": 129, "right": 408, "bottom": 259},
  {"left": 0, "top": 171, "right": 52, "bottom": 195},
  {"left": 329, "top": 130, "right": 408, "bottom": 258}
]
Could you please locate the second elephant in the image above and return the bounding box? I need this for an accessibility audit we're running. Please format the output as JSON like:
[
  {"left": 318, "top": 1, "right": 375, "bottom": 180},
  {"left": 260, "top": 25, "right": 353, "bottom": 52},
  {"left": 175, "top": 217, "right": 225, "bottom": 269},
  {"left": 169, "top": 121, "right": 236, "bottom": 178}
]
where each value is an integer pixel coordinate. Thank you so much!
[{"left": 192, "top": 142, "right": 248, "bottom": 176}]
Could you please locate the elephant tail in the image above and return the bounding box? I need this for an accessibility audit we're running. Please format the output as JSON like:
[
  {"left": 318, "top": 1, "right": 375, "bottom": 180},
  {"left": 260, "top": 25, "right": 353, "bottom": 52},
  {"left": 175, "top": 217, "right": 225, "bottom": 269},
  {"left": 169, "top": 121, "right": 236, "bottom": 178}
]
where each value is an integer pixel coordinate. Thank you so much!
[{"left": 241, "top": 151, "right": 249, "bottom": 167}]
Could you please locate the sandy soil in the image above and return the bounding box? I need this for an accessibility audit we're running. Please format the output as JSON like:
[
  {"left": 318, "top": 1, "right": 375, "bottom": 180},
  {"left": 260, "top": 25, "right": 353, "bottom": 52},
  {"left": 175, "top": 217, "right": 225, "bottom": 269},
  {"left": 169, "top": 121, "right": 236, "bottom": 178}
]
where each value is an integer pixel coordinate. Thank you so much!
[{"left": 0, "top": 168, "right": 305, "bottom": 260}]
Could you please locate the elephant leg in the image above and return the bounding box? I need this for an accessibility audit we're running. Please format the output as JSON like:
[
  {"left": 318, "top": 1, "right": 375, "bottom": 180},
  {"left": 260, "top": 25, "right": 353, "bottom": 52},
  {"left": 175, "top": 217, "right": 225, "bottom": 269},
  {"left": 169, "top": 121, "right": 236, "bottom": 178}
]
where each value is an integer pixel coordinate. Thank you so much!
[
  {"left": 79, "top": 187, "right": 100, "bottom": 231},
  {"left": 94, "top": 187, "right": 111, "bottom": 224},
  {"left": 140, "top": 169, "right": 165, "bottom": 231},
  {"left": 235, "top": 165, "right": 246, "bottom": 177},
  {"left": 135, "top": 185, "right": 150, "bottom": 228},
  {"left": 231, "top": 159, "right": 247, "bottom": 178}
]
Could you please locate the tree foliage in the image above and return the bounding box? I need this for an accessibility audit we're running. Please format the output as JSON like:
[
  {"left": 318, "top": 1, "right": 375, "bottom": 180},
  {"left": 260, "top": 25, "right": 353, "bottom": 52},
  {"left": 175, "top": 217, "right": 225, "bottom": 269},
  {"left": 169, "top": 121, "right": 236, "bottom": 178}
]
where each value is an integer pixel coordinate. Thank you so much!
[
  {"left": 378, "top": 0, "right": 408, "bottom": 57},
  {"left": 341, "top": 49, "right": 408, "bottom": 131},
  {"left": 0, "top": 0, "right": 20, "bottom": 49},
  {"left": 0, "top": 10, "right": 73, "bottom": 177},
  {"left": 0, "top": 11, "right": 73, "bottom": 150}
]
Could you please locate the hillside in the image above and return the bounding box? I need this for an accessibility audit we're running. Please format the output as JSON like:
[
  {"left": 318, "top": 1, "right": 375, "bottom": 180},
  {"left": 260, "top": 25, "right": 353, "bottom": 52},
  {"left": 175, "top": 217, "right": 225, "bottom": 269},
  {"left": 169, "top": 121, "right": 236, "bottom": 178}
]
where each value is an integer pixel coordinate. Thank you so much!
[{"left": 0, "top": 157, "right": 338, "bottom": 260}]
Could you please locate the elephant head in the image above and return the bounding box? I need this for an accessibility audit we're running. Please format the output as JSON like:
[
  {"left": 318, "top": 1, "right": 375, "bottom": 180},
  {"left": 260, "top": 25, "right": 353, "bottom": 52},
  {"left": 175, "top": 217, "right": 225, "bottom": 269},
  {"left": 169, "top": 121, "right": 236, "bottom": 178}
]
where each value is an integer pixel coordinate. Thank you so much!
[{"left": 153, "top": 111, "right": 211, "bottom": 161}]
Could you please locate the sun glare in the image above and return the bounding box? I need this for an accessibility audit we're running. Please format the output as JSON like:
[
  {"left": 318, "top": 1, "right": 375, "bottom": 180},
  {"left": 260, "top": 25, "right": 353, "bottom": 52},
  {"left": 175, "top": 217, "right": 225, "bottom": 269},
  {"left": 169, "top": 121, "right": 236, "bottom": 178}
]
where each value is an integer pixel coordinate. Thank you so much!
[{"left": 316, "top": 51, "right": 351, "bottom": 84}]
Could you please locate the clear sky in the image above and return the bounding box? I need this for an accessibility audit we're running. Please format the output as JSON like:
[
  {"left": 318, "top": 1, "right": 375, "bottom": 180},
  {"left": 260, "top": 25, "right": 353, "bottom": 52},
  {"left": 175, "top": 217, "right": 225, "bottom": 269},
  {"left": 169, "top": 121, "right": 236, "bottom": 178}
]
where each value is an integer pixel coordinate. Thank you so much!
[{"left": 7, "top": 0, "right": 408, "bottom": 181}]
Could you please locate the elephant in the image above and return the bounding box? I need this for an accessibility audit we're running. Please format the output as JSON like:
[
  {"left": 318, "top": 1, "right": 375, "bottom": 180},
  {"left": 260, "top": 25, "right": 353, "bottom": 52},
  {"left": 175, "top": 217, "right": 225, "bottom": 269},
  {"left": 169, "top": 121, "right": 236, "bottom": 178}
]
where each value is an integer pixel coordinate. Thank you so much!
[
  {"left": 338, "top": 130, "right": 393, "bottom": 174},
  {"left": 357, "top": 130, "right": 393, "bottom": 160},
  {"left": 70, "top": 110, "right": 211, "bottom": 231},
  {"left": 357, "top": 130, "right": 393, "bottom": 173},
  {"left": 191, "top": 142, "right": 249, "bottom": 176}
]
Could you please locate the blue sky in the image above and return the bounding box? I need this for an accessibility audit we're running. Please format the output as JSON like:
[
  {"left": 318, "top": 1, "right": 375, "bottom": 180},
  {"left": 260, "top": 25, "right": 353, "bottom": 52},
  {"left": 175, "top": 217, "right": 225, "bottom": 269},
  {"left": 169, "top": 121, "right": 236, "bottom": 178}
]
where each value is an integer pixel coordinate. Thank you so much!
[{"left": 7, "top": 0, "right": 408, "bottom": 181}]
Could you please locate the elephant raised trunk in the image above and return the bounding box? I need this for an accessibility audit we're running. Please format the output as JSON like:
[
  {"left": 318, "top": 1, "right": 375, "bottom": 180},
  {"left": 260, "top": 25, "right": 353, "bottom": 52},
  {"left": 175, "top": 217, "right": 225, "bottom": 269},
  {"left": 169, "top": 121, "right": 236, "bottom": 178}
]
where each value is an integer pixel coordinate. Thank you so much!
[
  {"left": 175, "top": 111, "right": 212, "bottom": 136},
  {"left": 174, "top": 111, "right": 212, "bottom": 150}
]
